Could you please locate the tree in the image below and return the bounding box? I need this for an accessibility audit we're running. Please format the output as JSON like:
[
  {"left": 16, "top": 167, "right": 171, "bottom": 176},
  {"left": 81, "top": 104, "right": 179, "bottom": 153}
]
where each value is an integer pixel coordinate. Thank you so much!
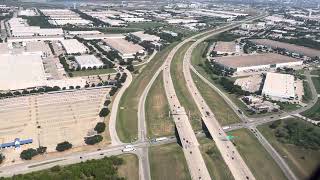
[
  {"left": 269, "top": 121, "right": 281, "bottom": 129},
  {"left": 99, "top": 108, "right": 110, "bottom": 117},
  {"left": 127, "top": 64, "right": 134, "bottom": 72},
  {"left": 56, "top": 141, "right": 72, "bottom": 152},
  {"left": 20, "top": 148, "right": 38, "bottom": 160},
  {"left": 84, "top": 135, "right": 103, "bottom": 145},
  {"left": 0, "top": 153, "right": 5, "bottom": 164},
  {"left": 94, "top": 122, "right": 106, "bottom": 133},
  {"left": 104, "top": 100, "right": 111, "bottom": 106}
]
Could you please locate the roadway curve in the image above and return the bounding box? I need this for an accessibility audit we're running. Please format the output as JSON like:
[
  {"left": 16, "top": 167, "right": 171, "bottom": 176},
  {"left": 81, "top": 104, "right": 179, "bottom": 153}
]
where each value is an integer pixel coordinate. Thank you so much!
[{"left": 109, "top": 68, "right": 133, "bottom": 146}]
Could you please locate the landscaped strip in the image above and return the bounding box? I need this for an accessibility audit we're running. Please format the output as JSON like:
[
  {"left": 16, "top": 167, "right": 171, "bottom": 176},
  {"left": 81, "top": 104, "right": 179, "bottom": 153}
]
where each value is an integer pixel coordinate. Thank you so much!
[
  {"left": 198, "top": 137, "right": 234, "bottom": 180},
  {"left": 230, "top": 129, "right": 287, "bottom": 180},
  {"left": 191, "top": 71, "right": 241, "bottom": 125},
  {"left": 149, "top": 143, "right": 191, "bottom": 180},
  {"left": 145, "top": 71, "right": 174, "bottom": 138},
  {"left": 116, "top": 43, "right": 177, "bottom": 142}
]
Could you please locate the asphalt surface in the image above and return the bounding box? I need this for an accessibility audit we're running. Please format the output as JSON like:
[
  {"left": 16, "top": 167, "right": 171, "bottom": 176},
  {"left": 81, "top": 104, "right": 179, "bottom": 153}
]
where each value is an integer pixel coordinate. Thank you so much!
[
  {"left": 109, "top": 68, "right": 132, "bottom": 146},
  {"left": 182, "top": 25, "right": 260, "bottom": 180}
]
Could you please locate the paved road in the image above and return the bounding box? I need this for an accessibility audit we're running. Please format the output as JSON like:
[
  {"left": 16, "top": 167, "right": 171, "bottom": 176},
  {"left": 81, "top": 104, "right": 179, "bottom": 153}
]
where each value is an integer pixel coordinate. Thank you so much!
[
  {"left": 0, "top": 137, "right": 176, "bottom": 177},
  {"left": 189, "top": 41, "right": 319, "bottom": 180},
  {"left": 183, "top": 24, "right": 259, "bottom": 180},
  {"left": 134, "top": 50, "right": 157, "bottom": 67},
  {"left": 109, "top": 68, "right": 133, "bottom": 146}
]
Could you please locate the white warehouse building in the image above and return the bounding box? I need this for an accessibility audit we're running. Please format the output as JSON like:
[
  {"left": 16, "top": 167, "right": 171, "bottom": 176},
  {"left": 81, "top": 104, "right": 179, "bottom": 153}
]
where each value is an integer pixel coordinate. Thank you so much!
[
  {"left": 214, "top": 53, "right": 303, "bottom": 73},
  {"left": 75, "top": 55, "right": 104, "bottom": 69},
  {"left": 60, "top": 39, "right": 88, "bottom": 54},
  {"left": 262, "top": 72, "right": 295, "bottom": 101}
]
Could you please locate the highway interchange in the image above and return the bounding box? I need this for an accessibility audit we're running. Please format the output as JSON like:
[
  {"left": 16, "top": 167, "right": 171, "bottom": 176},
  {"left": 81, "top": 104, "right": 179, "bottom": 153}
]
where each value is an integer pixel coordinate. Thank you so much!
[{"left": 0, "top": 12, "right": 318, "bottom": 180}]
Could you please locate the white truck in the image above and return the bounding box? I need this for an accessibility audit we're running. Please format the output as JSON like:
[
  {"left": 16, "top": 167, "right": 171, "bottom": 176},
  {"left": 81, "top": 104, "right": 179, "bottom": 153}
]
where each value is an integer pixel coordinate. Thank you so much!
[
  {"left": 122, "top": 145, "right": 136, "bottom": 152},
  {"left": 222, "top": 126, "right": 231, "bottom": 130},
  {"left": 155, "top": 137, "right": 168, "bottom": 142}
]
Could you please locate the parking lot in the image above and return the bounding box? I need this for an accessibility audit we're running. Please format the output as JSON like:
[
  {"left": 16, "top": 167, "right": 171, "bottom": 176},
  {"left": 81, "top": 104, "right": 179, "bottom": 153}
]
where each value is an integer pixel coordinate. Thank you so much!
[{"left": 0, "top": 88, "right": 109, "bottom": 165}]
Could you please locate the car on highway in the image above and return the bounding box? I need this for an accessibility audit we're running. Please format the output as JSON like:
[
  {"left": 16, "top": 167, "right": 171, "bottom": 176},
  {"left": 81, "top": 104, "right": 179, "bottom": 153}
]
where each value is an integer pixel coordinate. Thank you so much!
[{"left": 122, "top": 145, "right": 136, "bottom": 152}]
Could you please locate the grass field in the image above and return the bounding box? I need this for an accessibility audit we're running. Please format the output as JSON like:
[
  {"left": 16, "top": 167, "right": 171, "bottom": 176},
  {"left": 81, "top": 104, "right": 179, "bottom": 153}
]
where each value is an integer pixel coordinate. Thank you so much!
[
  {"left": 311, "top": 69, "right": 320, "bottom": 75},
  {"left": 145, "top": 72, "right": 174, "bottom": 138},
  {"left": 191, "top": 70, "right": 241, "bottom": 125},
  {"left": 301, "top": 99, "right": 320, "bottom": 120},
  {"left": 117, "top": 43, "right": 177, "bottom": 142},
  {"left": 230, "top": 129, "right": 287, "bottom": 180},
  {"left": 190, "top": 42, "right": 240, "bottom": 125},
  {"left": 198, "top": 137, "right": 234, "bottom": 180},
  {"left": 69, "top": 68, "right": 116, "bottom": 77},
  {"left": 312, "top": 77, "right": 320, "bottom": 94},
  {"left": 258, "top": 120, "right": 320, "bottom": 179},
  {"left": 302, "top": 80, "right": 313, "bottom": 102},
  {"left": 149, "top": 143, "right": 191, "bottom": 180},
  {"left": 171, "top": 42, "right": 202, "bottom": 130},
  {"left": 118, "top": 154, "right": 139, "bottom": 180}
]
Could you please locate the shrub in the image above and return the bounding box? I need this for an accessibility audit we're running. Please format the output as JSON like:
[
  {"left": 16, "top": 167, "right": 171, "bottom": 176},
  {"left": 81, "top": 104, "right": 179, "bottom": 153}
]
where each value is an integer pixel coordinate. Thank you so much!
[
  {"left": 20, "top": 148, "right": 38, "bottom": 160},
  {"left": 99, "top": 108, "right": 110, "bottom": 117},
  {"left": 94, "top": 122, "right": 106, "bottom": 133},
  {"left": 0, "top": 153, "right": 5, "bottom": 164},
  {"left": 56, "top": 141, "right": 72, "bottom": 152},
  {"left": 104, "top": 100, "right": 111, "bottom": 106},
  {"left": 84, "top": 135, "right": 103, "bottom": 145}
]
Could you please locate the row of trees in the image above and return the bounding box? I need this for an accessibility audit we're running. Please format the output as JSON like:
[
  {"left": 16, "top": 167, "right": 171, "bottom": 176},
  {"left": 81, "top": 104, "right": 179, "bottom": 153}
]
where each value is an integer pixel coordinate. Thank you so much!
[
  {"left": 5, "top": 156, "right": 125, "bottom": 179},
  {"left": 217, "top": 77, "right": 249, "bottom": 96}
]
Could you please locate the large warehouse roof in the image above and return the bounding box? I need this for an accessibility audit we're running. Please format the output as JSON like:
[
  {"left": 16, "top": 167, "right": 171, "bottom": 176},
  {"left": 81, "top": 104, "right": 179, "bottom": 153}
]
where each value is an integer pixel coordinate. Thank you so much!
[
  {"left": 75, "top": 55, "right": 104, "bottom": 68},
  {"left": 214, "top": 53, "right": 301, "bottom": 69},
  {"left": 250, "top": 39, "right": 320, "bottom": 58},
  {"left": 0, "top": 54, "right": 46, "bottom": 90},
  {"left": 60, "top": 39, "right": 88, "bottom": 54},
  {"left": 262, "top": 72, "right": 295, "bottom": 100},
  {"left": 130, "top": 31, "right": 160, "bottom": 42},
  {"left": 103, "top": 38, "right": 144, "bottom": 55},
  {"left": 214, "top": 41, "right": 237, "bottom": 53}
]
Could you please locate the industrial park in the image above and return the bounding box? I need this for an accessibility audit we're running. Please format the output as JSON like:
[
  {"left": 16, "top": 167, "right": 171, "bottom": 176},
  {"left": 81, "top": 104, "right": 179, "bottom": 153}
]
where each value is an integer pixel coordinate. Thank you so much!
[{"left": 0, "top": 0, "right": 319, "bottom": 180}]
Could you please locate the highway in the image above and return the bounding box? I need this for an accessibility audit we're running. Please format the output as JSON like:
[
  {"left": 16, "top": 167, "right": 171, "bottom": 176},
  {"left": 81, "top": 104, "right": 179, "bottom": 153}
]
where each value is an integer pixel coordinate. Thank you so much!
[
  {"left": 182, "top": 25, "right": 258, "bottom": 180},
  {"left": 189, "top": 38, "right": 319, "bottom": 180},
  {"left": 1, "top": 10, "right": 312, "bottom": 180}
]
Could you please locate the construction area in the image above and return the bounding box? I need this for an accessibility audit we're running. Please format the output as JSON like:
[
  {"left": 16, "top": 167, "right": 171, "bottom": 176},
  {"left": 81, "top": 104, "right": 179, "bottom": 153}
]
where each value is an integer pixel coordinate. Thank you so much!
[{"left": 0, "top": 88, "right": 109, "bottom": 165}]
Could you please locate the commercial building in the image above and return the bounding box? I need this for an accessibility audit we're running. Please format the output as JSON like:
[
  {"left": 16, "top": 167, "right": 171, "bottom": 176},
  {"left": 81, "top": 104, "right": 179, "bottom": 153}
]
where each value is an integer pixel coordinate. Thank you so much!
[
  {"left": 129, "top": 31, "right": 160, "bottom": 42},
  {"left": 214, "top": 41, "right": 239, "bottom": 55},
  {"left": 262, "top": 72, "right": 295, "bottom": 101},
  {"left": 0, "top": 54, "right": 46, "bottom": 90},
  {"left": 41, "top": 9, "right": 91, "bottom": 26},
  {"left": 250, "top": 39, "right": 320, "bottom": 58},
  {"left": 7, "top": 35, "right": 64, "bottom": 43},
  {"left": 60, "top": 39, "right": 88, "bottom": 54},
  {"left": 7, "top": 18, "right": 63, "bottom": 37},
  {"left": 68, "top": 31, "right": 101, "bottom": 36},
  {"left": 103, "top": 38, "right": 145, "bottom": 60},
  {"left": 75, "top": 55, "right": 104, "bottom": 69},
  {"left": 214, "top": 53, "right": 303, "bottom": 72},
  {"left": 78, "top": 33, "right": 124, "bottom": 40}
]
